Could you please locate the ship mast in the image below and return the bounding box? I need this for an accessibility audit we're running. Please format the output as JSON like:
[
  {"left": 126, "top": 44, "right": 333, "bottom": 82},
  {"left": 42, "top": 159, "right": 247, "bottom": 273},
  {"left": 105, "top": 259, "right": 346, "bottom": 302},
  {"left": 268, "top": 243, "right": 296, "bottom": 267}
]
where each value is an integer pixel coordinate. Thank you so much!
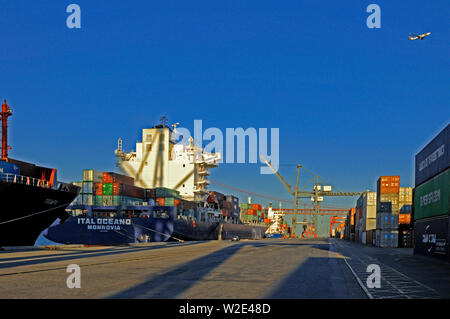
[{"left": 0, "top": 100, "right": 12, "bottom": 161}]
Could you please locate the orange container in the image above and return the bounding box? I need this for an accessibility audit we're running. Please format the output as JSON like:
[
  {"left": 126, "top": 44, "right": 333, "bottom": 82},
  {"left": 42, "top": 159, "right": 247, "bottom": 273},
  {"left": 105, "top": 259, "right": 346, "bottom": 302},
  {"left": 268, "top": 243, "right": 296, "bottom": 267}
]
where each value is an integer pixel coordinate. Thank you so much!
[
  {"left": 399, "top": 214, "right": 411, "bottom": 224},
  {"left": 95, "top": 183, "right": 103, "bottom": 195},
  {"left": 378, "top": 176, "right": 400, "bottom": 194},
  {"left": 156, "top": 197, "right": 165, "bottom": 206}
]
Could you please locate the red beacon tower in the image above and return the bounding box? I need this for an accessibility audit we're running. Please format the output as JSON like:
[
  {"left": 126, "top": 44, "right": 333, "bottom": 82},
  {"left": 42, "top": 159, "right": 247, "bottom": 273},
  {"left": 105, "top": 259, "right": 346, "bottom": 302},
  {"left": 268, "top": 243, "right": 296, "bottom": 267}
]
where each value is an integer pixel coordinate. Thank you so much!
[{"left": 1, "top": 100, "right": 13, "bottom": 161}]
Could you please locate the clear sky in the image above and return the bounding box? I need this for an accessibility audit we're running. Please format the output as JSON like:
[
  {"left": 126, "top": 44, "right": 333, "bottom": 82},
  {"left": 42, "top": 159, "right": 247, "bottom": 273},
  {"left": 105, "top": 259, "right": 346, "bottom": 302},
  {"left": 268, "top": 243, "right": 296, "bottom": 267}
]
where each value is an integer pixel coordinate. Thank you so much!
[{"left": 1, "top": 1, "right": 448, "bottom": 209}]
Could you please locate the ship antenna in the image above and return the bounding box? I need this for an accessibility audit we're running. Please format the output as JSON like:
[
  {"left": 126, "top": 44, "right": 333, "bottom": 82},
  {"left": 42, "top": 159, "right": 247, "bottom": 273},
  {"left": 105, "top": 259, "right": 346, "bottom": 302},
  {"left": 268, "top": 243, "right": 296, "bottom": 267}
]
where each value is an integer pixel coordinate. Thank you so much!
[
  {"left": 1, "top": 100, "right": 13, "bottom": 161},
  {"left": 160, "top": 116, "right": 168, "bottom": 127}
]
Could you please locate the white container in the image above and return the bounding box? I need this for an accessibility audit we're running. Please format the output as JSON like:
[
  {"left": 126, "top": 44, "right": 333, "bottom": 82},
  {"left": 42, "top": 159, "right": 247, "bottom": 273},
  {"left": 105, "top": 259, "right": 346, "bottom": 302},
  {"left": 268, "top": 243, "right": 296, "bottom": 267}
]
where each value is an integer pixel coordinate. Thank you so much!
[
  {"left": 82, "top": 181, "right": 94, "bottom": 194},
  {"left": 83, "top": 169, "right": 103, "bottom": 182},
  {"left": 82, "top": 194, "right": 93, "bottom": 206}
]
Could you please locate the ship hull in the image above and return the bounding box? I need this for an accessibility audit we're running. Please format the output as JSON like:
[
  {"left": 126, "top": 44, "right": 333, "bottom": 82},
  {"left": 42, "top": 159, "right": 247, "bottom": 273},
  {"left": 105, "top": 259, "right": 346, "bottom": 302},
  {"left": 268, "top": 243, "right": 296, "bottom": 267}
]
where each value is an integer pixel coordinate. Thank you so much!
[
  {"left": 0, "top": 181, "right": 79, "bottom": 246},
  {"left": 37, "top": 214, "right": 267, "bottom": 245},
  {"left": 38, "top": 216, "right": 174, "bottom": 245},
  {"left": 171, "top": 220, "right": 267, "bottom": 241}
]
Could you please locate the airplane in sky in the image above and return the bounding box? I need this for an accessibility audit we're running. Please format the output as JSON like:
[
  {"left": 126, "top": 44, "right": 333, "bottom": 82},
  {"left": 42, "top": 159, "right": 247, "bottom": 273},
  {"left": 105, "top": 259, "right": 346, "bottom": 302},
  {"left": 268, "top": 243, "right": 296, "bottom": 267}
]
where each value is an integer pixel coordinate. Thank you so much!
[{"left": 409, "top": 32, "right": 431, "bottom": 40}]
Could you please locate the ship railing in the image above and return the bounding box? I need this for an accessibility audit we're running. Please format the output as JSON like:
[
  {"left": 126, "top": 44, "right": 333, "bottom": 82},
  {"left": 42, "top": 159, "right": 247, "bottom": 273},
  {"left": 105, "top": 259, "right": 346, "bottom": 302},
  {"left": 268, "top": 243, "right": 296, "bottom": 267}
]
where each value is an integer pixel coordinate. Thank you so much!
[
  {"left": 0, "top": 173, "right": 79, "bottom": 193},
  {"left": 1, "top": 173, "right": 52, "bottom": 188}
]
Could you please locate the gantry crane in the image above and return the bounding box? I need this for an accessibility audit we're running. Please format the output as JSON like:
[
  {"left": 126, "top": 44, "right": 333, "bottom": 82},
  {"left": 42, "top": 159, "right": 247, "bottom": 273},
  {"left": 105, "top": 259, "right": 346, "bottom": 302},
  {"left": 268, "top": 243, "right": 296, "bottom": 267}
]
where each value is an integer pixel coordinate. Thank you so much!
[{"left": 261, "top": 155, "right": 362, "bottom": 237}]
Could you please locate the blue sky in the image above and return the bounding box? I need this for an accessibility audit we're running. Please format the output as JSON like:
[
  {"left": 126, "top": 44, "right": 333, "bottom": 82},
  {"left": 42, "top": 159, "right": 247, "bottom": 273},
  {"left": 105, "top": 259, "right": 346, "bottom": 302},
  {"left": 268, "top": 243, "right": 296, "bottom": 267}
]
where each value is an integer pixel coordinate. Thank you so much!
[{"left": 1, "top": 1, "right": 448, "bottom": 208}]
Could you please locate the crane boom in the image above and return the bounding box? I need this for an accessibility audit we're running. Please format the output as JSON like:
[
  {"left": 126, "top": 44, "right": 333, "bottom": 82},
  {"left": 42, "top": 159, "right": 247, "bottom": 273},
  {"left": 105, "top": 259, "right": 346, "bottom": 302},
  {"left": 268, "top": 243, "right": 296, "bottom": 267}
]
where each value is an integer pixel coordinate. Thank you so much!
[{"left": 260, "top": 155, "right": 295, "bottom": 196}]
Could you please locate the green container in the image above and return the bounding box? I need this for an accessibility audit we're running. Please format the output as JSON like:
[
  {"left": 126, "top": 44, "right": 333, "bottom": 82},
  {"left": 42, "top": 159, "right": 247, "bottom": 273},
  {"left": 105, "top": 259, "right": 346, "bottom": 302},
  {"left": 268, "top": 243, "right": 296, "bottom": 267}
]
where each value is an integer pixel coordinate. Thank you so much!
[
  {"left": 94, "top": 195, "right": 103, "bottom": 206},
  {"left": 414, "top": 169, "right": 449, "bottom": 220},
  {"left": 165, "top": 197, "right": 175, "bottom": 206},
  {"left": 239, "top": 203, "right": 250, "bottom": 209},
  {"left": 155, "top": 187, "right": 180, "bottom": 198},
  {"left": 102, "top": 183, "right": 113, "bottom": 195}
]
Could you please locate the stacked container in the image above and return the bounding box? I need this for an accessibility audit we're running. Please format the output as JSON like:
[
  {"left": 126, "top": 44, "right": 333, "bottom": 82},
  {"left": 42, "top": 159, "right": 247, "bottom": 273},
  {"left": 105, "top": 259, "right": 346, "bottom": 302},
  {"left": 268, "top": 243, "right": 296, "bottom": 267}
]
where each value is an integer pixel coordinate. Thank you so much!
[
  {"left": 413, "top": 124, "right": 450, "bottom": 261},
  {"left": 238, "top": 202, "right": 263, "bottom": 223},
  {"left": 80, "top": 169, "right": 103, "bottom": 205},
  {"left": 375, "top": 201, "right": 399, "bottom": 247},
  {"left": 152, "top": 187, "right": 181, "bottom": 207},
  {"left": 377, "top": 176, "right": 400, "bottom": 214}
]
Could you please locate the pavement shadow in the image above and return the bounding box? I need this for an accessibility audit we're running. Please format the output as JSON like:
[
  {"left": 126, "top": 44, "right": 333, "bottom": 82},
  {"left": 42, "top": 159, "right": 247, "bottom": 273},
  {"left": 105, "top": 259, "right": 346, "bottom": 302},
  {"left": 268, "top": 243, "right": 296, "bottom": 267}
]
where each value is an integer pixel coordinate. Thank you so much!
[
  {"left": 108, "top": 241, "right": 268, "bottom": 298},
  {"left": 108, "top": 239, "right": 333, "bottom": 299},
  {"left": 0, "top": 241, "right": 205, "bottom": 269},
  {"left": 264, "top": 255, "right": 351, "bottom": 299}
]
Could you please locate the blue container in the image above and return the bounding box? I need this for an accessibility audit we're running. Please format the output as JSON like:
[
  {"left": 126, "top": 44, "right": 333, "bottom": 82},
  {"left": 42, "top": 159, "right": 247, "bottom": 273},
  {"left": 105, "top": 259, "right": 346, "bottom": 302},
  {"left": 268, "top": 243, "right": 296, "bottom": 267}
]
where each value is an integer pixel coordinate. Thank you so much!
[
  {"left": 415, "top": 124, "right": 450, "bottom": 187},
  {"left": 0, "top": 160, "right": 20, "bottom": 179}
]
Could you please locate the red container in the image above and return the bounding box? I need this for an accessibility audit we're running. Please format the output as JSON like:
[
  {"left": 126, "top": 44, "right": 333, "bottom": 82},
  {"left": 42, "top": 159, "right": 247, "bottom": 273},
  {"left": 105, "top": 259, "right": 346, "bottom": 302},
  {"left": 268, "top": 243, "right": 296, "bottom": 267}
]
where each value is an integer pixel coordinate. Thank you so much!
[
  {"left": 111, "top": 183, "right": 145, "bottom": 198},
  {"left": 251, "top": 204, "right": 262, "bottom": 211},
  {"left": 103, "top": 172, "right": 134, "bottom": 185},
  {"left": 103, "top": 172, "right": 113, "bottom": 183},
  {"left": 156, "top": 197, "right": 165, "bottom": 206}
]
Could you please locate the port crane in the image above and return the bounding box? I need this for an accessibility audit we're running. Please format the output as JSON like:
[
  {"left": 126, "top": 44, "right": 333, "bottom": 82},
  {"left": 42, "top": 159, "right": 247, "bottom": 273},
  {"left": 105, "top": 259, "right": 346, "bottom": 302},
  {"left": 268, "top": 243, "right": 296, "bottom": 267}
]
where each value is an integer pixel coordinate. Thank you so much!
[
  {"left": 1, "top": 100, "right": 13, "bottom": 161},
  {"left": 261, "top": 155, "right": 362, "bottom": 237}
]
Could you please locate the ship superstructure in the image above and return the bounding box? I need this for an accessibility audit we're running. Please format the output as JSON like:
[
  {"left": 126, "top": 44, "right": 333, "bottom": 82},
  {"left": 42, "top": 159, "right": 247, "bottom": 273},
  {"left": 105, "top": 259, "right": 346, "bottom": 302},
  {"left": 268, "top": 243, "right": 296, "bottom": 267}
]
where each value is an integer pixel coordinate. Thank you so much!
[
  {"left": 267, "top": 206, "right": 286, "bottom": 234},
  {"left": 115, "top": 119, "right": 221, "bottom": 202}
]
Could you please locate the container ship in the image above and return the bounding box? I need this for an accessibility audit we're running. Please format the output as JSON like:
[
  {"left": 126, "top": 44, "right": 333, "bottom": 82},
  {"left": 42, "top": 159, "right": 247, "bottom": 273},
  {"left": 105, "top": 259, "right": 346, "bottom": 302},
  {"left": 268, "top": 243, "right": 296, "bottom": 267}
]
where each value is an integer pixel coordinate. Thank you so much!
[
  {"left": 37, "top": 119, "right": 267, "bottom": 245},
  {"left": 0, "top": 100, "right": 80, "bottom": 246}
]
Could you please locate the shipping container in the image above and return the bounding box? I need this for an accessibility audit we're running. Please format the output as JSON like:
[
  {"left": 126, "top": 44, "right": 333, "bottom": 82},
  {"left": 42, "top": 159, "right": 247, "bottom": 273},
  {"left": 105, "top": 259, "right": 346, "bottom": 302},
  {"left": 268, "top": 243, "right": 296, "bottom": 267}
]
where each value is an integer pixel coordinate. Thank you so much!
[
  {"left": 375, "top": 230, "right": 398, "bottom": 248},
  {"left": 102, "top": 195, "right": 113, "bottom": 206},
  {"left": 377, "top": 202, "right": 392, "bottom": 213},
  {"left": 165, "top": 197, "right": 175, "bottom": 206},
  {"left": 82, "top": 194, "right": 93, "bottom": 206},
  {"left": 415, "top": 124, "right": 450, "bottom": 187},
  {"left": 376, "top": 213, "right": 399, "bottom": 230},
  {"left": 95, "top": 183, "right": 103, "bottom": 195},
  {"left": 414, "top": 168, "right": 449, "bottom": 221},
  {"left": 102, "top": 172, "right": 134, "bottom": 185},
  {"left": 94, "top": 195, "right": 103, "bottom": 206},
  {"left": 156, "top": 197, "right": 165, "bottom": 206},
  {"left": 145, "top": 188, "right": 156, "bottom": 200},
  {"left": 156, "top": 187, "right": 180, "bottom": 198},
  {"left": 413, "top": 216, "right": 449, "bottom": 260},
  {"left": 399, "top": 214, "right": 411, "bottom": 225},
  {"left": 82, "top": 181, "right": 94, "bottom": 194},
  {"left": 83, "top": 169, "right": 103, "bottom": 182},
  {"left": 102, "top": 183, "right": 113, "bottom": 195},
  {"left": 377, "top": 176, "right": 400, "bottom": 195}
]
